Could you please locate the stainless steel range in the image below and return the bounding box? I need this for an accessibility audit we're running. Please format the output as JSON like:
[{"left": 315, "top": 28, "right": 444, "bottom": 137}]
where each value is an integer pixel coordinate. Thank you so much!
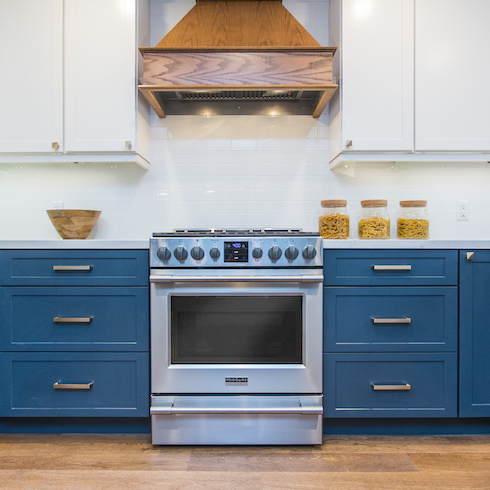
[{"left": 149, "top": 229, "right": 324, "bottom": 445}]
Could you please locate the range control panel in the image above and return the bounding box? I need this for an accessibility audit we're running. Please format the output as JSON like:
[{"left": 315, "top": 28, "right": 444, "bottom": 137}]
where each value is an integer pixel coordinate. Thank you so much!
[{"left": 150, "top": 236, "right": 323, "bottom": 268}]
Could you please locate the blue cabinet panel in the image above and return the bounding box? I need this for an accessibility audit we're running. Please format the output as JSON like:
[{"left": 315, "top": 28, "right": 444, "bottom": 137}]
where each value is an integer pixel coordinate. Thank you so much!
[
  {"left": 0, "top": 352, "right": 149, "bottom": 417},
  {"left": 324, "top": 250, "right": 458, "bottom": 286},
  {"left": 324, "top": 353, "right": 458, "bottom": 418},
  {"left": 0, "top": 287, "right": 149, "bottom": 351},
  {"left": 324, "top": 287, "right": 458, "bottom": 352},
  {"left": 0, "top": 250, "right": 149, "bottom": 286},
  {"left": 460, "top": 250, "right": 490, "bottom": 417}
]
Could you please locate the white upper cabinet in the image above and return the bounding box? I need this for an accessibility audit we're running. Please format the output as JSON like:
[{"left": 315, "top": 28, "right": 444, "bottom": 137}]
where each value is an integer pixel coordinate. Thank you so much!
[
  {"left": 415, "top": 0, "right": 490, "bottom": 152},
  {"left": 332, "top": 0, "right": 414, "bottom": 154},
  {"left": 0, "top": 0, "right": 63, "bottom": 153},
  {"left": 329, "top": 0, "right": 490, "bottom": 168},
  {"left": 0, "top": 0, "right": 150, "bottom": 168}
]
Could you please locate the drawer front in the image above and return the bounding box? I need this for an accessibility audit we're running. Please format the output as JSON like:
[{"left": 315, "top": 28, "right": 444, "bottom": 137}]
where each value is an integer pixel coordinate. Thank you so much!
[
  {"left": 0, "top": 250, "right": 149, "bottom": 286},
  {"left": 323, "top": 353, "right": 457, "bottom": 418},
  {"left": 324, "top": 287, "right": 457, "bottom": 352},
  {"left": 324, "top": 250, "right": 458, "bottom": 286},
  {"left": 0, "top": 353, "right": 149, "bottom": 417},
  {"left": 0, "top": 287, "right": 149, "bottom": 351}
]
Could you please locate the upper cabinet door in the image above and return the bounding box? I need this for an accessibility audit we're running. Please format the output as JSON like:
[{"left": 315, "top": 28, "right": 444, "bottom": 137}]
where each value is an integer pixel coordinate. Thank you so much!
[
  {"left": 64, "top": 0, "right": 136, "bottom": 153},
  {"left": 0, "top": 0, "right": 63, "bottom": 153},
  {"left": 341, "top": 0, "right": 414, "bottom": 152},
  {"left": 415, "top": 0, "right": 490, "bottom": 151}
]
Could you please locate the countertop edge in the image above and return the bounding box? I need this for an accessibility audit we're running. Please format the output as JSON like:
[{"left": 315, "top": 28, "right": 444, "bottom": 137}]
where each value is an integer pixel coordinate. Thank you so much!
[
  {"left": 322, "top": 239, "right": 490, "bottom": 249},
  {"left": 0, "top": 240, "right": 150, "bottom": 250},
  {"left": 0, "top": 239, "right": 489, "bottom": 250}
]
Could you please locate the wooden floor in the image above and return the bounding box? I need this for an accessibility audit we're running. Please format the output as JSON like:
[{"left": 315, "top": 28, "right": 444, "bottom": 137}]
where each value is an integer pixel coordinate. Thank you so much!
[{"left": 0, "top": 434, "right": 490, "bottom": 489}]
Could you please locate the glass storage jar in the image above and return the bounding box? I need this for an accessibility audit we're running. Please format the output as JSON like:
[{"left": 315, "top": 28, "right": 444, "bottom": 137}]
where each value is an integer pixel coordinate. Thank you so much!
[
  {"left": 397, "top": 200, "right": 429, "bottom": 239},
  {"left": 319, "top": 200, "right": 349, "bottom": 239},
  {"left": 358, "top": 200, "right": 390, "bottom": 239}
]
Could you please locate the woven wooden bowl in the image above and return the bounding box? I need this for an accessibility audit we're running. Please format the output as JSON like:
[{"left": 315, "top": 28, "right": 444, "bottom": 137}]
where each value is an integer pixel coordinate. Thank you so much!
[{"left": 46, "top": 210, "right": 101, "bottom": 239}]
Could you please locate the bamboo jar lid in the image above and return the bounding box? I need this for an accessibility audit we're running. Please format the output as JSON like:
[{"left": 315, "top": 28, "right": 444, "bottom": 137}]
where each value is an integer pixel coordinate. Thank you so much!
[
  {"left": 321, "top": 199, "right": 347, "bottom": 207},
  {"left": 361, "top": 199, "right": 387, "bottom": 208},
  {"left": 400, "top": 200, "right": 427, "bottom": 207}
]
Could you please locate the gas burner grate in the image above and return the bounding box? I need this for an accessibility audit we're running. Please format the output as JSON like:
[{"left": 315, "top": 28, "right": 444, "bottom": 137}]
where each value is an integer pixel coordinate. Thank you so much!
[{"left": 152, "top": 228, "right": 320, "bottom": 238}]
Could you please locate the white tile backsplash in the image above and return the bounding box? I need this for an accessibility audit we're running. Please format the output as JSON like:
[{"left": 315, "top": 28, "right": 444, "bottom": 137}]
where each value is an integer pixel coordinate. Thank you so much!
[{"left": 1, "top": 0, "right": 490, "bottom": 241}]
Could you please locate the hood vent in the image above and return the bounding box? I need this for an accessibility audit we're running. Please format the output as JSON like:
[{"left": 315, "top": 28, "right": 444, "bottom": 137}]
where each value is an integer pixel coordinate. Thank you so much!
[{"left": 138, "top": 0, "right": 337, "bottom": 117}]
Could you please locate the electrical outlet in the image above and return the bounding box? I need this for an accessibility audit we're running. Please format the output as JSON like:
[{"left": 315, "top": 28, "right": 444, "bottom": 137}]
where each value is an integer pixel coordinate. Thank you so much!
[
  {"left": 52, "top": 201, "right": 64, "bottom": 210},
  {"left": 457, "top": 201, "right": 469, "bottom": 221}
]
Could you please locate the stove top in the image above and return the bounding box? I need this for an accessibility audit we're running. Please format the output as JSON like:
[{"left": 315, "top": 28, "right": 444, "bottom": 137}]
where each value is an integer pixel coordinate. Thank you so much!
[{"left": 152, "top": 228, "right": 320, "bottom": 238}]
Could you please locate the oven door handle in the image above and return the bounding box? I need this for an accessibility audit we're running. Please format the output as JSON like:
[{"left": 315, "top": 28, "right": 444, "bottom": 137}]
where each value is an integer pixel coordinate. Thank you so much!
[
  {"left": 150, "top": 274, "right": 324, "bottom": 283},
  {"left": 150, "top": 404, "right": 323, "bottom": 416}
]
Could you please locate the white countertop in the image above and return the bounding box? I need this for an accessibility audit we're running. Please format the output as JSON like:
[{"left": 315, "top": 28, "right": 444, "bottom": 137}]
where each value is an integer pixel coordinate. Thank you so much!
[
  {"left": 0, "top": 239, "right": 489, "bottom": 250},
  {"left": 322, "top": 239, "right": 490, "bottom": 249},
  {"left": 0, "top": 239, "right": 150, "bottom": 249}
]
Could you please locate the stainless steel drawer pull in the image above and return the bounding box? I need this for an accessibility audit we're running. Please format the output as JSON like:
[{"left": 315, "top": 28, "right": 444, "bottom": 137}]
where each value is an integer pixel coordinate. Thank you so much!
[
  {"left": 150, "top": 405, "right": 323, "bottom": 416},
  {"left": 150, "top": 274, "right": 324, "bottom": 284},
  {"left": 53, "top": 317, "right": 93, "bottom": 324},
  {"left": 371, "top": 318, "right": 411, "bottom": 325},
  {"left": 371, "top": 383, "right": 411, "bottom": 391},
  {"left": 466, "top": 252, "right": 475, "bottom": 261},
  {"left": 372, "top": 265, "right": 412, "bottom": 271},
  {"left": 53, "top": 265, "right": 93, "bottom": 272},
  {"left": 53, "top": 382, "right": 94, "bottom": 390}
]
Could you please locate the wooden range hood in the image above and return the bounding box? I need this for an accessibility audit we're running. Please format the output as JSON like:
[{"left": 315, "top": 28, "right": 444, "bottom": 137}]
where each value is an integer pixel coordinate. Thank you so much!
[{"left": 138, "top": 0, "right": 337, "bottom": 117}]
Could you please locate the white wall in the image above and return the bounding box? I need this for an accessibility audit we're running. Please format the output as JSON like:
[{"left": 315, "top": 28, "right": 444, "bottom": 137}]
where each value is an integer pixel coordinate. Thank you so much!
[{"left": 1, "top": 0, "right": 490, "bottom": 240}]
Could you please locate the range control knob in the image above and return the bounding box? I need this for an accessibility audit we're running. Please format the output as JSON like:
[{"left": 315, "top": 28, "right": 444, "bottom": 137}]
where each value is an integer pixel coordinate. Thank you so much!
[
  {"left": 156, "top": 246, "right": 171, "bottom": 261},
  {"left": 285, "top": 245, "right": 299, "bottom": 260},
  {"left": 209, "top": 247, "right": 220, "bottom": 259},
  {"left": 302, "top": 245, "right": 317, "bottom": 260},
  {"left": 268, "top": 245, "right": 282, "bottom": 261},
  {"left": 252, "top": 247, "right": 263, "bottom": 259},
  {"left": 191, "top": 246, "right": 205, "bottom": 261},
  {"left": 174, "top": 245, "right": 188, "bottom": 261}
]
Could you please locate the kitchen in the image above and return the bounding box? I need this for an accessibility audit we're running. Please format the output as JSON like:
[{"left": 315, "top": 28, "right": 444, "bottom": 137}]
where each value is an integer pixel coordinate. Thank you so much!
[{"left": 1, "top": 0, "right": 490, "bottom": 487}]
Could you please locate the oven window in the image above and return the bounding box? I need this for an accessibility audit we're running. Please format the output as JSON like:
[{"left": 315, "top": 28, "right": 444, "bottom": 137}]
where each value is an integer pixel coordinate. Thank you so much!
[{"left": 171, "top": 296, "right": 302, "bottom": 364}]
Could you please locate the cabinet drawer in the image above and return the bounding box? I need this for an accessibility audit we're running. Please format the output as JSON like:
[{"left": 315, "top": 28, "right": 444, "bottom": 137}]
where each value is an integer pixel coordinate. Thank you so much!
[
  {"left": 324, "top": 250, "right": 458, "bottom": 286},
  {"left": 324, "top": 287, "right": 457, "bottom": 352},
  {"left": 0, "top": 287, "right": 149, "bottom": 351},
  {"left": 0, "top": 352, "right": 149, "bottom": 417},
  {"left": 323, "top": 353, "right": 457, "bottom": 418},
  {"left": 0, "top": 250, "right": 149, "bottom": 286}
]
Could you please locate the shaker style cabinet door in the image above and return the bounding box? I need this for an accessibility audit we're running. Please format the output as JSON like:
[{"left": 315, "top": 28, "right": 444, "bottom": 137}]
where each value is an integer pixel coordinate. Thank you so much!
[
  {"left": 459, "top": 250, "right": 490, "bottom": 417},
  {"left": 64, "top": 0, "right": 136, "bottom": 153},
  {"left": 0, "top": 0, "right": 63, "bottom": 153},
  {"left": 335, "top": 0, "right": 414, "bottom": 152},
  {"left": 415, "top": 0, "right": 490, "bottom": 151}
]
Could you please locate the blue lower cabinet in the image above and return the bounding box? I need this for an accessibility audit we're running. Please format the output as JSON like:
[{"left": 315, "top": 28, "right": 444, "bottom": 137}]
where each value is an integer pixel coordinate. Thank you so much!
[
  {"left": 460, "top": 250, "right": 490, "bottom": 417},
  {"left": 0, "top": 352, "right": 149, "bottom": 417},
  {"left": 324, "top": 287, "right": 458, "bottom": 352},
  {"left": 324, "top": 353, "right": 458, "bottom": 418},
  {"left": 0, "top": 250, "right": 149, "bottom": 286},
  {"left": 0, "top": 287, "right": 149, "bottom": 351}
]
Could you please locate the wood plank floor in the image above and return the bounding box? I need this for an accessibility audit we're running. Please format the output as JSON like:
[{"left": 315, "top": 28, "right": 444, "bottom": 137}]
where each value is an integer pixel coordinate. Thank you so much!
[{"left": 0, "top": 434, "right": 489, "bottom": 489}]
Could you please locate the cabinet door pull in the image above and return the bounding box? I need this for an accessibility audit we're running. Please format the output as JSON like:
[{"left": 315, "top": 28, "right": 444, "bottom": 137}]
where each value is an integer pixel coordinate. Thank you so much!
[
  {"left": 371, "top": 383, "right": 411, "bottom": 391},
  {"left": 53, "top": 382, "right": 94, "bottom": 390},
  {"left": 371, "top": 318, "right": 411, "bottom": 325},
  {"left": 53, "top": 265, "right": 93, "bottom": 272},
  {"left": 466, "top": 252, "right": 475, "bottom": 261},
  {"left": 372, "top": 265, "right": 412, "bottom": 271},
  {"left": 53, "top": 317, "right": 93, "bottom": 324}
]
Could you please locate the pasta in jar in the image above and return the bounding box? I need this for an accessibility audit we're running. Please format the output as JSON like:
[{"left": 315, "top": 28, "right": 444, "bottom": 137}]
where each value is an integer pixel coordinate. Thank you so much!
[
  {"left": 358, "top": 200, "right": 390, "bottom": 239},
  {"left": 319, "top": 200, "right": 349, "bottom": 239},
  {"left": 397, "top": 201, "right": 429, "bottom": 239}
]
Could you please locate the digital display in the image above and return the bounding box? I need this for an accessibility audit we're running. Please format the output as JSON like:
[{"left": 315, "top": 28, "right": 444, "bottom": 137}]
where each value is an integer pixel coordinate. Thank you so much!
[{"left": 224, "top": 241, "right": 248, "bottom": 262}]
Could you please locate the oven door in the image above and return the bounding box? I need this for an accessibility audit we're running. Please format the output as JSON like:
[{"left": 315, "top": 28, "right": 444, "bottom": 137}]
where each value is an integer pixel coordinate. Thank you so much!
[{"left": 150, "top": 268, "right": 323, "bottom": 395}]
